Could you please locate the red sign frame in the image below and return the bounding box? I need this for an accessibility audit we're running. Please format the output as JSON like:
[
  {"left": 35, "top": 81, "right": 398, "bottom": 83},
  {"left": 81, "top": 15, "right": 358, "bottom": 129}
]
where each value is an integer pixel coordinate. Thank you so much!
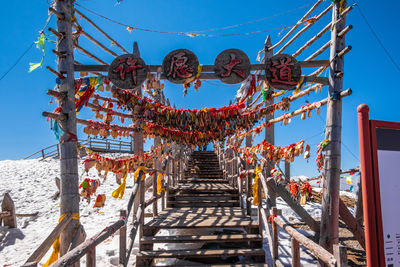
[{"left": 358, "top": 104, "right": 400, "bottom": 267}]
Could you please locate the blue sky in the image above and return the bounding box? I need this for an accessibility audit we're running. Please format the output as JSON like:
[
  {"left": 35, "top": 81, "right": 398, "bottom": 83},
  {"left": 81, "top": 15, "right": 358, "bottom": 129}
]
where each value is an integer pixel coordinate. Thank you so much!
[{"left": 0, "top": 0, "right": 399, "bottom": 178}]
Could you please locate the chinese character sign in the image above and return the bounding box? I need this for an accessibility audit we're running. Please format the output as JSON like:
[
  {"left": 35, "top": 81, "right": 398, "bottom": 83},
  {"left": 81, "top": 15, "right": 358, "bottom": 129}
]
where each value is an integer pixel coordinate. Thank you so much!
[
  {"left": 108, "top": 54, "right": 148, "bottom": 89},
  {"left": 214, "top": 49, "right": 250, "bottom": 84},
  {"left": 265, "top": 54, "right": 302, "bottom": 90},
  {"left": 162, "top": 49, "right": 199, "bottom": 84}
]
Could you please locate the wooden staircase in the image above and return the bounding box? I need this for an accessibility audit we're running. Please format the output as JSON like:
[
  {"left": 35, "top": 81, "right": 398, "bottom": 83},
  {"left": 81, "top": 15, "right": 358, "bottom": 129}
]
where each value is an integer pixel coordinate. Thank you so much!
[{"left": 136, "top": 151, "right": 266, "bottom": 266}]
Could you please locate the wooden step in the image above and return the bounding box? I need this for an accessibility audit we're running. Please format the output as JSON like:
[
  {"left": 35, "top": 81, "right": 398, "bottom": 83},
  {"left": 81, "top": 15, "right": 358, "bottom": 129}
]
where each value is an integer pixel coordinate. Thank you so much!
[
  {"left": 173, "top": 193, "right": 239, "bottom": 197},
  {"left": 141, "top": 234, "right": 262, "bottom": 244},
  {"left": 136, "top": 248, "right": 265, "bottom": 259},
  {"left": 171, "top": 183, "right": 236, "bottom": 192},
  {"left": 169, "top": 200, "right": 240, "bottom": 207},
  {"left": 158, "top": 207, "right": 247, "bottom": 217},
  {"left": 144, "top": 215, "right": 258, "bottom": 229},
  {"left": 181, "top": 178, "right": 227, "bottom": 183}
]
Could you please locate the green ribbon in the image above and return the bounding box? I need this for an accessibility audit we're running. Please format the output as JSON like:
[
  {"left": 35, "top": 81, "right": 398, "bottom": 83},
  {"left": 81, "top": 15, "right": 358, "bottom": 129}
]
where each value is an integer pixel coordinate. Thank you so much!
[{"left": 29, "top": 33, "right": 46, "bottom": 73}]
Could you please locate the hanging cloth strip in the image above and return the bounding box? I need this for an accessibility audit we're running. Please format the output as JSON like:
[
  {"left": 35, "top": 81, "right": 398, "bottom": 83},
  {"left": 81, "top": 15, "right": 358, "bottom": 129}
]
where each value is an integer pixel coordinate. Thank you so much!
[{"left": 42, "top": 213, "right": 80, "bottom": 267}]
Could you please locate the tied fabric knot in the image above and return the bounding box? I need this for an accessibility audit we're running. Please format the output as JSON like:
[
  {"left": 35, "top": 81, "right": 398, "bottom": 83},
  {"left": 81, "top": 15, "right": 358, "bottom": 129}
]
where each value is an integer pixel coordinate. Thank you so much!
[
  {"left": 43, "top": 213, "right": 80, "bottom": 267},
  {"left": 252, "top": 166, "right": 262, "bottom": 205},
  {"left": 157, "top": 172, "right": 165, "bottom": 195},
  {"left": 134, "top": 166, "right": 147, "bottom": 181},
  {"left": 268, "top": 214, "right": 277, "bottom": 224}
]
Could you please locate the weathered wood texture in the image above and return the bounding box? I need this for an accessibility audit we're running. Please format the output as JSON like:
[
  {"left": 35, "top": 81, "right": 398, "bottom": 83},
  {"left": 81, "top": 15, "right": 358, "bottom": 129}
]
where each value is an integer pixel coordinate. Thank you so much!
[
  {"left": 54, "top": 0, "right": 81, "bottom": 257},
  {"left": 50, "top": 218, "right": 125, "bottom": 266},
  {"left": 119, "top": 210, "right": 127, "bottom": 265},
  {"left": 319, "top": 0, "right": 347, "bottom": 253},
  {"left": 273, "top": 216, "right": 337, "bottom": 266},
  {"left": 23, "top": 214, "right": 72, "bottom": 266},
  {"left": 266, "top": 178, "right": 320, "bottom": 232},
  {"left": 291, "top": 237, "right": 301, "bottom": 267},
  {"left": 263, "top": 35, "right": 276, "bottom": 209},
  {"left": 339, "top": 198, "right": 365, "bottom": 249},
  {"left": 1, "top": 193, "right": 16, "bottom": 228}
]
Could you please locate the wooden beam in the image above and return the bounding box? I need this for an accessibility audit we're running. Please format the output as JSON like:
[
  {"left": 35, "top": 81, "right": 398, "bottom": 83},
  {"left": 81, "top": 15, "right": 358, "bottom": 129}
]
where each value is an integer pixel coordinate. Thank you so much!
[
  {"left": 319, "top": 0, "right": 347, "bottom": 253},
  {"left": 73, "top": 60, "right": 329, "bottom": 73},
  {"left": 264, "top": 35, "right": 276, "bottom": 209},
  {"left": 266, "top": 178, "right": 320, "bottom": 232},
  {"left": 74, "top": 8, "right": 128, "bottom": 54},
  {"left": 276, "top": 5, "right": 333, "bottom": 55},
  {"left": 270, "top": 0, "right": 325, "bottom": 50},
  {"left": 273, "top": 216, "right": 337, "bottom": 266},
  {"left": 74, "top": 44, "right": 107, "bottom": 65},
  {"left": 23, "top": 214, "right": 73, "bottom": 266},
  {"left": 268, "top": 89, "right": 352, "bottom": 125},
  {"left": 51, "top": 218, "right": 125, "bottom": 266},
  {"left": 72, "top": 24, "right": 119, "bottom": 57},
  {"left": 54, "top": 0, "right": 81, "bottom": 257},
  {"left": 339, "top": 198, "right": 365, "bottom": 249}
]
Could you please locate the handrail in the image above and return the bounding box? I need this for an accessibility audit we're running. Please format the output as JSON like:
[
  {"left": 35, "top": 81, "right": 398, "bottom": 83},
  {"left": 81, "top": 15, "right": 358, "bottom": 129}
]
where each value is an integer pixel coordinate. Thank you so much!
[
  {"left": 214, "top": 144, "right": 345, "bottom": 266},
  {"left": 23, "top": 214, "right": 73, "bottom": 266}
]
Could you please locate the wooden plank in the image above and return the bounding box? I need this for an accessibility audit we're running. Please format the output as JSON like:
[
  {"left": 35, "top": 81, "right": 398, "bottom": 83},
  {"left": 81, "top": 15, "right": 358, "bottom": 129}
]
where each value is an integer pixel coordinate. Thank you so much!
[
  {"left": 23, "top": 214, "right": 73, "bottom": 266},
  {"left": 291, "top": 237, "right": 301, "bottom": 267},
  {"left": 272, "top": 207, "right": 278, "bottom": 261},
  {"left": 141, "top": 234, "right": 262, "bottom": 244},
  {"left": 119, "top": 210, "right": 126, "bottom": 266},
  {"left": 339, "top": 198, "right": 365, "bottom": 249},
  {"left": 274, "top": 216, "right": 337, "bottom": 266},
  {"left": 54, "top": 0, "right": 81, "bottom": 257},
  {"left": 333, "top": 244, "right": 348, "bottom": 267},
  {"left": 1, "top": 193, "right": 16, "bottom": 228},
  {"left": 136, "top": 248, "right": 265, "bottom": 258},
  {"left": 86, "top": 247, "right": 95, "bottom": 267},
  {"left": 144, "top": 216, "right": 259, "bottom": 229},
  {"left": 319, "top": 0, "right": 347, "bottom": 253},
  {"left": 266, "top": 178, "right": 320, "bottom": 232},
  {"left": 50, "top": 218, "right": 125, "bottom": 267}
]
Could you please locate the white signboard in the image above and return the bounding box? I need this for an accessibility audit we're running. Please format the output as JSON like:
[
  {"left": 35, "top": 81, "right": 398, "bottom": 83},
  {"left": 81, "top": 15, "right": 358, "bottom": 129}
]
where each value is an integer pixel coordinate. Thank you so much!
[{"left": 376, "top": 128, "right": 400, "bottom": 267}]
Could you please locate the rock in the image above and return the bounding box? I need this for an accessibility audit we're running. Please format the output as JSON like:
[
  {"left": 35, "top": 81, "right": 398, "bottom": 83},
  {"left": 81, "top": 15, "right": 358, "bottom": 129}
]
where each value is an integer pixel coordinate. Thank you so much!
[{"left": 106, "top": 249, "right": 115, "bottom": 256}]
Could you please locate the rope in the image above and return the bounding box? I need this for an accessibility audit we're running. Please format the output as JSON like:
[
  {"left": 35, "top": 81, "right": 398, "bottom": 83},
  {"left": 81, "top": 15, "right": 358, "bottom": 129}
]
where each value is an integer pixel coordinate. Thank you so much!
[{"left": 74, "top": 3, "right": 315, "bottom": 37}]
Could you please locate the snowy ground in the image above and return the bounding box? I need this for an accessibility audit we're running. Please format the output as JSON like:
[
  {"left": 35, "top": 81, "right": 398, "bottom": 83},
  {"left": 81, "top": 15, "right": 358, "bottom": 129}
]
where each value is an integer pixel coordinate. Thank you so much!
[{"left": 0, "top": 158, "right": 356, "bottom": 266}]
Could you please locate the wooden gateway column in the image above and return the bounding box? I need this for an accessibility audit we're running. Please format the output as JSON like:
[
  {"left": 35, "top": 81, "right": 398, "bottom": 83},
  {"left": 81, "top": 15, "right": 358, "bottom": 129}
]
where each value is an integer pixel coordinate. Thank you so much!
[
  {"left": 55, "top": 0, "right": 81, "bottom": 256},
  {"left": 319, "top": 0, "right": 347, "bottom": 253},
  {"left": 132, "top": 42, "right": 144, "bottom": 156},
  {"left": 264, "top": 35, "right": 276, "bottom": 209}
]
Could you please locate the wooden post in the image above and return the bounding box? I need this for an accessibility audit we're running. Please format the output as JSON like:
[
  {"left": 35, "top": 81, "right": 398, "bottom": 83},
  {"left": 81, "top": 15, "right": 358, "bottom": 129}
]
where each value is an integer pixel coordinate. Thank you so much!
[
  {"left": 55, "top": 0, "right": 80, "bottom": 256},
  {"left": 272, "top": 207, "right": 278, "bottom": 262},
  {"left": 152, "top": 171, "right": 158, "bottom": 217},
  {"left": 119, "top": 210, "right": 127, "bottom": 265},
  {"left": 139, "top": 172, "right": 145, "bottom": 250},
  {"left": 86, "top": 247, "right": 96, "bottom": 267},
  {"left": 291, "top": 237, "right": 300, "bottom": 267},
  {"left": 354, "top": 174, "right": 363, "bottom": 225},
  {"left": 264, "top": 35, "right": 276, "bottom": 208},
  {"left": 132, "top": 42, "right": 144, "bottom": 156},
  {"left": 2, "top": 193, "right": 16, "bottom": 228},
  {"left": 333, "top": 244, "right": 348, "bottom": 267},
  {"left": 284, "top": 161, "right": 290, "bottom": 180},
  {"left": 319, "top": 0, "right": 347, "bottom": 253}
]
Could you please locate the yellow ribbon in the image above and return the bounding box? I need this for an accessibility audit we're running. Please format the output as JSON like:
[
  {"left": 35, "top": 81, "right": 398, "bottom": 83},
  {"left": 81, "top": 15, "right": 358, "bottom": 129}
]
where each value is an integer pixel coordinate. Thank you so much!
[
  {"left": 112, "top": 163, "right": 131, "bottom": 199},
  {"left": 252, "top": 166, "right": 262, "bottom": 205},
  {"left": 196, "top": 64, "right": 203, "bottom": 79},
  {"left": 157, "top": 172, "right": 165, "bottom": 195},
  {"left": 293, "top": 75, "right": 305, "bottom": 95},
  {"left": 43, "top": 213, "right": 79, "bottom": 267},
  {"left": 134, "top": 166, "right": 147, "bottom": 181}
]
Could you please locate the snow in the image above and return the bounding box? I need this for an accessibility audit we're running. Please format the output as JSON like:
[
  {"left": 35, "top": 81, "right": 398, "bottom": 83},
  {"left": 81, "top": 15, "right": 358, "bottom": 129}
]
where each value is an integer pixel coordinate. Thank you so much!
[
  {"left": 0, "top": 158, "right": 356, "bottom": 266},
  {"left": 0, "top": 158, "right": 146, "bottom": 267}
]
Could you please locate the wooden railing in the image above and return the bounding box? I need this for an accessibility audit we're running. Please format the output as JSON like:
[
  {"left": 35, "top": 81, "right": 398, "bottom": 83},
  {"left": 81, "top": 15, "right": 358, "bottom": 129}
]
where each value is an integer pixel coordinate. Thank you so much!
[
  {"left": 213, "top": 144, "right": 348, "bottom": 267},
  {"left": 23, "top": 138, "right": 134, "bottom": 160},
  {"left": 23, "top": 146, "right": 190, "bottom": 267}
]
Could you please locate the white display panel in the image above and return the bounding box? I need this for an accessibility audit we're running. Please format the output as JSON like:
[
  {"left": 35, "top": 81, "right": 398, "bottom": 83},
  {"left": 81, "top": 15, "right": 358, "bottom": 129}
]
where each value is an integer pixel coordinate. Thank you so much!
[{"left": 378, "top": 150, "right": 400, "bottom": 266}]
